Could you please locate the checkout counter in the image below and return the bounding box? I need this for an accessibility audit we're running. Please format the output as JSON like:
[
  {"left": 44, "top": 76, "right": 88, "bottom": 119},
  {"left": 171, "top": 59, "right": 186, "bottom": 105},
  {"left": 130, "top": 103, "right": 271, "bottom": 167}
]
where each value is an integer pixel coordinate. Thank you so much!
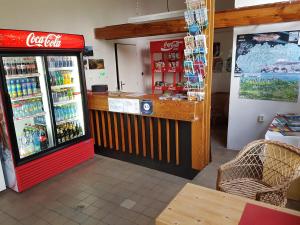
[{"left": 88, "top": 92, "right": 210, "bottom": 179}]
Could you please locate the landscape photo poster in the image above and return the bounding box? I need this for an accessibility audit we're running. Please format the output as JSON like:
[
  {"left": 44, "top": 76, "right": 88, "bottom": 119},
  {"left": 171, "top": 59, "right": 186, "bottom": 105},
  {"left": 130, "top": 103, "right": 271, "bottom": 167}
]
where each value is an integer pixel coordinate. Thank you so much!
[{"left": 234, "top": 30, "right": 300, "bottom": 102}]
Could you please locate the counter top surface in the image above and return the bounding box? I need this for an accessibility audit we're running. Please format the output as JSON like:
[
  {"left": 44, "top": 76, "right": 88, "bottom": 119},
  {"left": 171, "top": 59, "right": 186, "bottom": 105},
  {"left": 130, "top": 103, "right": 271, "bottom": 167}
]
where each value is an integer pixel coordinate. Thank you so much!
[{"left": 88, "top": 92, "right": 203, "bottom": 122}]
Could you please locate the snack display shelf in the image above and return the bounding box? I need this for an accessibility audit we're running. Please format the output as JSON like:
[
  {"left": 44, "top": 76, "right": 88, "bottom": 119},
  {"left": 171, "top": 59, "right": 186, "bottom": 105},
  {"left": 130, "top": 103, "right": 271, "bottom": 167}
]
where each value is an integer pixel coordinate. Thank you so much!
[
  {"left": 56, "top": 116, "right": 79, "bottom": 125},
  {"left": 154, "top": 69, "right": 182, "bottom": 73},
  {"left": 6, "top": 73, "right": 40, "bottom": 79},
  {"left": 14, "top": 112, "right": 46, "bottom": 121},
  {"left": 154, "top": 86, "right": 185, "bottom": 91},
  {"left": 48, "top": 67, "right": 74, "bottom": 71},
  {"left": 53, "top": 99, "right": 76, "bottom": 106},
  {"left": 10, "top": 93, "right": 42, "bottom": 102},
  {"left": 51, "top": 84, "right": 75, "bottom": 89}
]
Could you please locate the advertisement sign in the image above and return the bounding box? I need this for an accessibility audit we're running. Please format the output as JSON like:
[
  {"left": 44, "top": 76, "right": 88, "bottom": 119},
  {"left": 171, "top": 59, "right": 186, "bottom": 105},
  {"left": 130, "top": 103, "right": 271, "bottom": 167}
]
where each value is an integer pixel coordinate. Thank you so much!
[{"left": 0, "top": 29, "right": 84, "bottom": 49}]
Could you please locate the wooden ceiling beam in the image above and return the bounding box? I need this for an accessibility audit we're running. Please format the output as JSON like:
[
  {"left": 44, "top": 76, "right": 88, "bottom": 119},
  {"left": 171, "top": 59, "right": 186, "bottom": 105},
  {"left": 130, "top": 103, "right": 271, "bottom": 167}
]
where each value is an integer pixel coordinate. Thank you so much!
[{"left": 95, "top": 1, "right": 300, "bottom": 40}]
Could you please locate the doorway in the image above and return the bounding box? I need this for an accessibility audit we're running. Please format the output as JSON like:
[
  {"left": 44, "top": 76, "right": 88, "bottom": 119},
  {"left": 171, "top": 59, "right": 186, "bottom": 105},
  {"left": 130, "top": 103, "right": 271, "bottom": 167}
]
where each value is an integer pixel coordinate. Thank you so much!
[{"left": 115, "top": 43, "right": 144, "bottom": 92}]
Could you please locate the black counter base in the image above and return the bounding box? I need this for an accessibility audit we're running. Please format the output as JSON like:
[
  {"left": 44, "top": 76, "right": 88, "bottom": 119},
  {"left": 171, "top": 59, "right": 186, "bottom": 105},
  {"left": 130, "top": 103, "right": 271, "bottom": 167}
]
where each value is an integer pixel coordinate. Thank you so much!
[{"left": 95, "top": 146, "right": 199, "bottom": 180}]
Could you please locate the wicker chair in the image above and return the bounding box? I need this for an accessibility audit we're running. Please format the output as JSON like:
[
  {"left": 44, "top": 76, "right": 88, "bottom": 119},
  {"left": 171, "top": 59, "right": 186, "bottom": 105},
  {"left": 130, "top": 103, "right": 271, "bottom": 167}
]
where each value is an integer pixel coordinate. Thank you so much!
[{"left": 217, "top": 140, "right": 300, "bottom": 207}]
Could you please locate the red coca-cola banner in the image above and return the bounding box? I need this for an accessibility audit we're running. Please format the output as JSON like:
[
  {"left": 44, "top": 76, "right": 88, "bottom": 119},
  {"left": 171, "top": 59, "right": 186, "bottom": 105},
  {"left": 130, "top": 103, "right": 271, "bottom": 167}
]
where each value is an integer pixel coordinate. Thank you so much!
[
  {"left": 150, "top": 39, "right": 184, "bottom": 53},
  {"left": 0, "top": 29, "right": 84, "bottom": 49}
]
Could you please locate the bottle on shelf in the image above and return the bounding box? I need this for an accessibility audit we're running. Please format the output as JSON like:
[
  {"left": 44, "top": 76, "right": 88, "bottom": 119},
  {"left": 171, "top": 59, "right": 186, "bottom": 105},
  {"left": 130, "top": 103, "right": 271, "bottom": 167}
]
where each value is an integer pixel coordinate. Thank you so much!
[
  {"left": 19, "top": 123, "right": 48, "bottom": 157},
  {"left": 56, "top": 121, "right": 83, "bottom": 144}
]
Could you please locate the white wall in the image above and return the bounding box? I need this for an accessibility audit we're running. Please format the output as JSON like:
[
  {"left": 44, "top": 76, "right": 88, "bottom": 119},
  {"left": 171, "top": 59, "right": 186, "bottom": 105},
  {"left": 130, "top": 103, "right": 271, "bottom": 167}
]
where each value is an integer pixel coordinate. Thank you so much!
[
  {"left": 235, "top": 0, "right": 289, "bottom": 8},
  {"left": 212, "top": 28, "right": 233, "bottom": 93},
  {"left": 227, "top": 0, "right": 300, "bottom": 150}
]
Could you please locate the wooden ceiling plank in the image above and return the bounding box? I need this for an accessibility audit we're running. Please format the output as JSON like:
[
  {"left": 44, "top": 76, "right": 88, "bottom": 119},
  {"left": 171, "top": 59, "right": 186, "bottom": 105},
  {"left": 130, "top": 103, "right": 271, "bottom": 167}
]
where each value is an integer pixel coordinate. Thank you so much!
[{"left": 94, "top": 1, "right": 300, "bottom": 40}]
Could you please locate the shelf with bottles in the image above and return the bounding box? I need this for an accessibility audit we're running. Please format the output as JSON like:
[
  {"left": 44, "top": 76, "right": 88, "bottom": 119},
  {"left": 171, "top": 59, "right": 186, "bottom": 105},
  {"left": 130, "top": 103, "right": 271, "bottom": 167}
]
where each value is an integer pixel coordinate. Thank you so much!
[
  {"left": 56, "top": 116, "right": 81, "bottom": 126},
  {"left": 52, "top": 88, "right": 75, "bottom": 104},
  {"left": 54, "top": 103, "right": 78, "bottom": 124},
  {"left": 54, "top": 99, "right": 77, "bottom": 107},
  {"left": 48, "top": 67, "right": 74, "bottom": 71},
  {"left": 3, "top": 56, "right": 39, "bottom": 77},
  {"left": 49, "top": 70, "right": 74, "bottom": 88},
  {"left": 6, "top": 73, "right": 40, "bottom": 80},
  {"left": 47, "top": 56, "right": 74, "bottom": 69},
  {"left": 10, "top": 93, "right": 42, "bottom": 102},
  {"left": 6, "top": 76, "right": 41, "bottom": 100},
  {"left": 12, "top": 97, "right": 45, "bottom": 120},
  {"left": 19, "top": 123, "right": 49, "bottom": 159},
  {"left": 51, "top": 84, "right": 75, "bottom": 90},
  {"left": 57, "top": 120, "right": 83, "bottom": 144},
  {"left": 14, "top": 111, "right": 46, "bottom": 121}
]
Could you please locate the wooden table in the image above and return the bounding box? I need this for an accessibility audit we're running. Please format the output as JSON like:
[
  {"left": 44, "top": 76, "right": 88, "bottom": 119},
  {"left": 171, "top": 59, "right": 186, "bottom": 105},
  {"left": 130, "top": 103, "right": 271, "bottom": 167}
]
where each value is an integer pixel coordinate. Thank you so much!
[{"left": 156, "top": 183, "right": 300, "bottom": 225}]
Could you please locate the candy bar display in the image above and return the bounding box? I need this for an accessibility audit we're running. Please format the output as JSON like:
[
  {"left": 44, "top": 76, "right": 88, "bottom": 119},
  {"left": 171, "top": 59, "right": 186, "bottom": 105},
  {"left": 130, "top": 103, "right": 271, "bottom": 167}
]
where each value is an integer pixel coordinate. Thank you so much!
[{"left": 184, "top": 0, "right": 208, "bottom": 101}]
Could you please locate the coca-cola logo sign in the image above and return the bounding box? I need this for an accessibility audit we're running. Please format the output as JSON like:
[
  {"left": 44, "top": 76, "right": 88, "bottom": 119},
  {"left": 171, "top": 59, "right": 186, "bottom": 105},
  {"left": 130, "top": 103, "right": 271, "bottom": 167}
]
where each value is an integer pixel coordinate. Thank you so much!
[
  {"left": 161, "top": 41, "right": 182, "bottom": 52},
  {"left": 26, "top": 32, "right": 62, "bottom": 48}
]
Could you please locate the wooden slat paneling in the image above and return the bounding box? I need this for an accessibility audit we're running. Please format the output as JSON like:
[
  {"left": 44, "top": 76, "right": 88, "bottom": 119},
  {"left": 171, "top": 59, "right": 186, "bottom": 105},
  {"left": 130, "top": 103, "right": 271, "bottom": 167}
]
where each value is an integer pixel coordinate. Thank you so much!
[
  {"left": 149, "top": 118, "right": 154, "bottom": 159},
  {"left": 95, "top": 111, "right": 101, "bottom": 146},
  {"left": 166, "top": 119, "right": 170, "bottom": 163},
  {"left": 94, "top": 2, "right": 300, "bottom": 40},
  {"left": 127, "top": 114, "right": 133, "bottom": 154},
  {"left": 107, "top": 112, "right": 113, "bottom": 149},
  {"left": 120, "top": 114, "right": 125, "bottom": 152},
  {"left": 89, "top": 111, "right": 95, "bottom": 140},
  {"left": 134, "top": 116, "right": 139, "bottom": 155},
  {"left": 101, "top": 111, "right": 107, "bottom": 148},
  {"left": 141, "top": 117, "right": 146, "bottom": 157},
  {"left": 113, "top": 113, "right": 119, "bottom": 151},
  {"left": 158, "top": 118, "right": 162, "bottom": 161},
  {"left": 175, "top": 121, "right": 179, "bottom": 166}
]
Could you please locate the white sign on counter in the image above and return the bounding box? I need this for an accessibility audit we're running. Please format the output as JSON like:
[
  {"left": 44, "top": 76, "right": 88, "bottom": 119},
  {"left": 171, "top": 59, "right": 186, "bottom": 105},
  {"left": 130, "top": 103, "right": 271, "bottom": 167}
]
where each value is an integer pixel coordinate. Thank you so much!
[{"left": 108, "top": 98, "right": 140, "bottom": 114}]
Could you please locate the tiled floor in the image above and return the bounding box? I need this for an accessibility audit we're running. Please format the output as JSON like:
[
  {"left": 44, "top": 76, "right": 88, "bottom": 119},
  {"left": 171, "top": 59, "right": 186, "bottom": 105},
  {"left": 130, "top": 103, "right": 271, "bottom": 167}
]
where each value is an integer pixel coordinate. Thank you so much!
[{"left": 0, "top": 127, "right": 298, "bottom": 225}]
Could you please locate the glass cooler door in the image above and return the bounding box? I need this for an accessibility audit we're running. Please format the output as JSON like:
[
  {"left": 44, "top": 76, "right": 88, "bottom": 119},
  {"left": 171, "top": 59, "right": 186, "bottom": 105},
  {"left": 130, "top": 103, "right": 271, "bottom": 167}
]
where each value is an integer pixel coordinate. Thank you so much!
[
  {"left": 3, "top": 56, "right": 54, "bottom": 159},
  {"left": 47, "top": 56, "right": 85, "bottom": 145}
]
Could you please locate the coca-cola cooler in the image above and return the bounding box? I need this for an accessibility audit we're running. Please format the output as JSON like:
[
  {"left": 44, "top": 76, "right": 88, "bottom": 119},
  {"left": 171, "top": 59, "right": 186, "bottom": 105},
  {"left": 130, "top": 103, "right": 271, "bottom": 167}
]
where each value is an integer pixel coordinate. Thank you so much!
[{"left": 0, "top": 29, "right": 94, "bottom": 192}]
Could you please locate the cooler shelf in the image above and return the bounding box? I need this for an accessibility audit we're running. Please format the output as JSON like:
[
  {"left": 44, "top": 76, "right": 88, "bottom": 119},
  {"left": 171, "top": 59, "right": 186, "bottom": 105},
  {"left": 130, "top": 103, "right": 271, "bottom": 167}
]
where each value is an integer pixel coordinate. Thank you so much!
[
  {"left": 56, "top": 116, "right": 79, "bottom": 125},
  {"left": 53, "top": 99, "right": 76, "bottom": 106},
  {"left": 10, "top": 93, "right": 42, "bottom": 102},
  {"left": 14, "top": 112, "right": 46, "bottom": 121},
  {"left": 51, "top": 84, "right": 75, "bottom": 89},
  {"left": 48, "top": 67, "right": 74, "bottom": 71},
  {"left": 6, "top": 73, "right": 40, "bottom": 79}
]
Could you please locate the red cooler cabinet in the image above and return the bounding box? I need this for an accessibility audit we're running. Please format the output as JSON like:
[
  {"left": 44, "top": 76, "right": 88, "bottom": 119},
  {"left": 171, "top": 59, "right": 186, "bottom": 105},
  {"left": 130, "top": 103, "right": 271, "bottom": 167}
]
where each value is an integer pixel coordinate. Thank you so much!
[{"left": 0, "top": 29, "right": 94, "bottom": 192}]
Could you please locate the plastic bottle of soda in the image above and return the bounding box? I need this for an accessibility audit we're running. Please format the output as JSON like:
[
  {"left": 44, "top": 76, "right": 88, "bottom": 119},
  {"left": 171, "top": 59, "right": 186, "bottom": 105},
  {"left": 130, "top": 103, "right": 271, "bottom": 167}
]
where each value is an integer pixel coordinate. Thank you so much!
[
  {"left": 31, "top": 78, "right": 38, "bottom": 94},
  {"left": 6, "top": 80, "right": 12, "bottom": 97},
  {"left": 21, "top": 79, "right": 27, "bottom": 96},
  {"left": 11, "top": 58, "right": 17, "bottom": 75},
  {"left": 26, "top": 78, "right": 33, "bottom": 95},
  {"left": 16, "top": 79, "right": 22, "bottom": 97},
  {"left": 33, "top": 128, "right": 41, "bottom": 152},
  {"left": 21, "top": 58, "right": 27, "bottom": 74},
  {"left": 10, "top": 80, "right": 17, "bottom": 98}
]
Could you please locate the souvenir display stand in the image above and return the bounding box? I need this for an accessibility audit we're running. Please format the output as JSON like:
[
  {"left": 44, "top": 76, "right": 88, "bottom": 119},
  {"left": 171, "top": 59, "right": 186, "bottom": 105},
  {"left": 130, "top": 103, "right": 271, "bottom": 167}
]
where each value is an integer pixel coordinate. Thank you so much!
[{"left": 150, "top": 39, "right": 185, "bottom": 94}]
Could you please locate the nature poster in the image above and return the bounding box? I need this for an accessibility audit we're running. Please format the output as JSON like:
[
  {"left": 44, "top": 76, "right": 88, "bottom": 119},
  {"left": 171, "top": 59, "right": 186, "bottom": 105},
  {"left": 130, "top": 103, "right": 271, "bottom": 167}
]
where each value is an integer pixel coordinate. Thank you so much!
[{"left": 234, "top": 30, "right": 300, "bottom": 102}]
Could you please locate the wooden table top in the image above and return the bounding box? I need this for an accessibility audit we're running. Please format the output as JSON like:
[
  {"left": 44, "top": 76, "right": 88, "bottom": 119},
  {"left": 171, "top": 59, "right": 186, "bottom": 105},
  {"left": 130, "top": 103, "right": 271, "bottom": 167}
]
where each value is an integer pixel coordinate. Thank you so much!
[{"left": 156, "top": 183, "right": 300, "bottom": 225}]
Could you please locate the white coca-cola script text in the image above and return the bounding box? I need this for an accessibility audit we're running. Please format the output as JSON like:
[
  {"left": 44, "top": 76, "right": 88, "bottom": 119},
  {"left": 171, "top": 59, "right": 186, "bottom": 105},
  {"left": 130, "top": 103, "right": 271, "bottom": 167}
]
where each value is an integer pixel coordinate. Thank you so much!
[
  {"left": 161, "top": 41, "right": 182, "bottom": 52},
  {"left": 26, "top": 33, "right": 62, "bottom": 48}
]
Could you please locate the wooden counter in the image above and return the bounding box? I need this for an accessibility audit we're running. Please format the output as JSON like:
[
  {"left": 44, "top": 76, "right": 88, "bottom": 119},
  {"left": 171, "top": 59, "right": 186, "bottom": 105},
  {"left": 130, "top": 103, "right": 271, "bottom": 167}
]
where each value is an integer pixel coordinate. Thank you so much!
[
  {"left": 156, "top": 183, "right": 300, "bottom": 225},
  {"left": 88, "top": 92, "right": 209, "bottom": 178}
]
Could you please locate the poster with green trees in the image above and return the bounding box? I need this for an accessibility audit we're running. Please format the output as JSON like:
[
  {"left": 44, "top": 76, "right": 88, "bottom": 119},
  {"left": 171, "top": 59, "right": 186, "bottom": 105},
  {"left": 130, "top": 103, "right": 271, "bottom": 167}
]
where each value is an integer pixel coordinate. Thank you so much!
[{"left": 235, "top": 31, "right": 300, "bottom": 102}]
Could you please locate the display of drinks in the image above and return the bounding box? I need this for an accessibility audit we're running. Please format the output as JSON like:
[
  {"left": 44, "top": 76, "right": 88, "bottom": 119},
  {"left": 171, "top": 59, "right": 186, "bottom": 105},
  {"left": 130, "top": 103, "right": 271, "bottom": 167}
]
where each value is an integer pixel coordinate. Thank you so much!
[
  {"left": 49, "top": 71, "right": 73, "bottom": 86},
  {"left": 12, "top": 99, "right": 44, "bottom": 119},
  {"left": 54, "top": 103, "right": 77, "bottom": 122},
  {"left": 3, "top": 57, "right": 38, "bottom": 75},
  {"left": 48, "top": 56, "right": 73, "bottom": 68},
  {"left": 6, "top": 77, "right": 40, "bottom": 99},
  {"left": 57, "top": 121, "right": 83, "bottom": 144},
  {"left": 34, "top": 115, "right": 46, "bottom": 125},
  {"left": 18, "top": 123, "right": 49, "bottom": 157},
  {"left": 52, "top": 88, "right": 74, "bottom": 103}
]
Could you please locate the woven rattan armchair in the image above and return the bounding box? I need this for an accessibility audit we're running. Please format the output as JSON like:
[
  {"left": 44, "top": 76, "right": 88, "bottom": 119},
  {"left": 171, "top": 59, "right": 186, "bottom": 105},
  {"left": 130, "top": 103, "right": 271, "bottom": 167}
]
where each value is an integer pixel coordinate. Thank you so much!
[{"left": 217, "top": 140, "right": 300, "bottom": 207}]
